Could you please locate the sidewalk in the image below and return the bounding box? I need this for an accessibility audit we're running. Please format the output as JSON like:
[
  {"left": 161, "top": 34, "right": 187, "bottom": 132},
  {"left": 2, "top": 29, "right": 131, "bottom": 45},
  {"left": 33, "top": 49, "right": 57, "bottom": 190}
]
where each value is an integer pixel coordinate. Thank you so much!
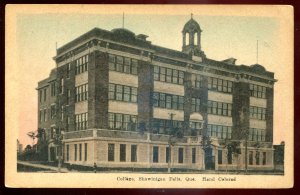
[{"left": 17, "top": 161, "right": 69, "bottom": 173}]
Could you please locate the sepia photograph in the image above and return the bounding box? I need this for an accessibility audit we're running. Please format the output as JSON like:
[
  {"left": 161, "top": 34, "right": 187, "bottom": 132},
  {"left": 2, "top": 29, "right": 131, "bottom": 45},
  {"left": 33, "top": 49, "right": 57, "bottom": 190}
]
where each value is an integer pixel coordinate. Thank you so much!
[{"left": 5, "top": 4, "right": 293, "bottom": 188}]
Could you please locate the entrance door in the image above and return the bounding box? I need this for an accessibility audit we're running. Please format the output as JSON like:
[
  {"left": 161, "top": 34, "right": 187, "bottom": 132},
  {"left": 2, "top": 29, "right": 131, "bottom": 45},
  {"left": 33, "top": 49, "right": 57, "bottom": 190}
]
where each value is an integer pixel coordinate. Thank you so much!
[
  {"left": 205, "top": 147, "right": 215, "bottom": 170},
  {"left": 50, "top": 147, "right": 56, "bottom": 162}
]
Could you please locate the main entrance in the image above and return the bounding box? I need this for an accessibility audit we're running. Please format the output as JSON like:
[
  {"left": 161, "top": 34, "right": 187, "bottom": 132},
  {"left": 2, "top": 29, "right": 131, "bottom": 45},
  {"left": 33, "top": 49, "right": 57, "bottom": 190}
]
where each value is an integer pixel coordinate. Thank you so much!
[
  {"left": 49, "top": 147, "right": 56, "bottom": 162},
  {"left": 204, "top": 147, "right": 215, "bottom": 170}
]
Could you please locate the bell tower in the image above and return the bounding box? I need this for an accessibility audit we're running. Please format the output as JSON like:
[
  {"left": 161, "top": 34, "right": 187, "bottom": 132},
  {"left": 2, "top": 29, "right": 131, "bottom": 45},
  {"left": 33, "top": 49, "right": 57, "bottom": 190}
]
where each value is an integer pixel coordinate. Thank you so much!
[{"left": 182, "top": 14, "right": 205, "bottom": 58}]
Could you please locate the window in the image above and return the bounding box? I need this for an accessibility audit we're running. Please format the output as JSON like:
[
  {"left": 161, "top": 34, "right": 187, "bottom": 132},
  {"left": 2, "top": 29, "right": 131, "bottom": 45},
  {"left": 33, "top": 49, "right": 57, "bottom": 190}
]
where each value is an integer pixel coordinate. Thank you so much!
[
  {"left": 153, "top": 146, "right": 159, "bottom": 163},
  {"left": 66, "top": 117, "right": 70, "bottom": 132},
  {"left": 44, "top": 109, "right": 47, "bottom": 122},
  {"left": 79, "top": 144, "right": 82, "bottom": 161},
  {"left": 67, "top": 63, "right": 71, "bottom": 78},
  {"left": 108, "top": 54, "right": 138, "bottom": 75},
  {"left": 192, "top": 148, "right": 196, "bottom": 164},
  {"left": 262, "top": 152, "right": 266, "bottom": 165},
  {"left": 39, "top": 90, "right": 43, "bottom": 102},
  {"left": 178, "top": 148, "right": 183, "bottom": 163},
  {"left": 207, "top": 101, "right": 232, "bottom": 116},
  {"left": 74, "top": 144, "right": 77, "bottom": 161},
  {"left": 67, "top": 89, "right": 71, "bottom": 105},
  {"left": 84, "top": 143, "right": 88, "bottom": 161},
  {"left": 75, "top": 113, "right": 88, "bottom": 130},
  {"left": 50, "top": 105, "right": 55, "bottom": 119},
  {"left": 109, "top": 83, "right": 115, "bottom": 100},
  {"left": 131, "top": 145, "right": 137, "bottom": 162},
  {"left": 108, "top": 83, "right": 137, "bottom": 103},
  {"left": 109, "top": 54, "right": 116, "bottom": 70},
  {"left": 166, "top": 147, "right": 170, "bottom": 163},
  {"left": 60, "top": 78, "right": 64, "bottom": 94},
  {"left": 108, "top": 113, "right": 137, "bottom": 131},
  {"left": 208, "top": 77, "right": 232, "bottom": 93},
  {"left": 152, "top": 92, "right": 184, "bottom": 110},
  {"left": 249, "top": 128, "right": 266, "bottom": 142},
  {"left": 218, "top": 150, "right": 222, "bottom": 164},
  {"left": 255, "top": 151, "right": 260, "bottom": 165},
  {"left": 191, "top": 98, "right": 201, "bottom": 112},
  {"left": 50, "top": 81, "right": 56, "bottom": 96},
  {"left": 207, "top": 124, "right": 232, "bottom": 139},
  {"left": 249, "top": 151, "right": 253, "bottom": 165},
  {"left": 131, "top": 59, "right": 138, "bottom": 74},
  {"left": 190, "top": 122, "right": 202, "bottom": 135},
  {"left": 194, "top": 74, "right": 204, "bottom": 88},
  {"left": 153, "top": 65, "right": 184, "bottom": 85},
  {"left": 75, "top": 84, "right": 88, "bottom": 102},
  {"left": 44, "top": 88, "right": 47, "bottom": 101},
  {"left": 61, "top": 106, "right": 64, "bottom": 121},
  {"left": 120, "top": 144, "right": 126, "bottom": 162},
  {"left": 66, "top": 145, "right": 69, "bottom": 161},
  {"left": 250, "top": 106, "right": 266, "bottom": 120},
  {"left": 75, "top": 55, "right": 89, "bottom": 75},
  {"left": 116, "top": 85, "right": 123, "bottom": 101},
  {"left": 250, "top": 84, "right": 266, "bottom": 99},
  {"left": 108, "top": 144, "right": 115, "bottom": 161}
]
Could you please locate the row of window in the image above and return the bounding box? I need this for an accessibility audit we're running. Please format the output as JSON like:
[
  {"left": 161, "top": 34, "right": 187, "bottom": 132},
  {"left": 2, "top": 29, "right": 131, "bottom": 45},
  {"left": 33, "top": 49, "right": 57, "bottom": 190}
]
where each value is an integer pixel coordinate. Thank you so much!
[
  {"left": 151, "top": 119, "right": 202, "bottom": 135},
  {"left": 152, "top": 92, "right": 184, "bottom": 110},
  {"left": 39, "top": 105, "right": 57, "bottom": 123},
  {"left": 153, "top": 146, "right": 196, "bottom": 164},
  {"left": 75, "top": 55, "right": 89, "bottom": 75},
  {"left": 108, "top": 113, "right": 137, "bottom": 131},
  {"left": 109, "top": 54, "right": 138, "bottom": 75},
  {"left": 109, "top": 83, "right": 137, "bottom": 103},
  {"left": 66, "top": 143, "right": 88, "bottom": 161},
  {"left": 193, "top": 74, "right": 205, "bottom": 89},
  {"left": 207, "top": 101, "right": 232, "bottom": 116},
  {"left": 191, "top": 98, "right": 201, "bottom": 112},
  {"left": 208, "top": 77, "right": 233, "bottom": 93},
  {"left": 153, "top": 65, "right": 184, "bottom": 85},
  {"left": 250, "top": 84, "right": 266, "bottom": 99},
  {"left": 249, "top": 151, "right": 267, "bottom": 165},
  {"left": 75, "top": 113, "right": 88, "bottom": 131},
  {"left": 207, "top": 124, "right": 232, "bottom": 139},
  {"left": 75, "top": 83, "right": 88, "bottom": 102},
  {"left": 249, "top": 128, "right": 266, "bottom": 142},
  {"left": 217, "top": 150, "right": 267, "bottom": 165},
  {"left": 152, "top": 119, "right": 183, "bottom": 134},
  {"left": 250, "top": 106, "right": 266, "bottom": 120},
  {"left": 108, "top": 143, "right": 137, "bottom": 162}
]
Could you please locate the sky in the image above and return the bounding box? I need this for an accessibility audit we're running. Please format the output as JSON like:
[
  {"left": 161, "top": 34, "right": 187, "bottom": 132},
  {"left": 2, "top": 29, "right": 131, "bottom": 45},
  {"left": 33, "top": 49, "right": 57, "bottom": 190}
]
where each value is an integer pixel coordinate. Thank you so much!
[{"left": 10, "top": 5, "right": 293, "bottom": 147}]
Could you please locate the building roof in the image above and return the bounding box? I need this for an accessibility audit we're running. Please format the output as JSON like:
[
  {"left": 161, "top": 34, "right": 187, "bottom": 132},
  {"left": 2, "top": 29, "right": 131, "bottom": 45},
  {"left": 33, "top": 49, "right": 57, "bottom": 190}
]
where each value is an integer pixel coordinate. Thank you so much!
[
  {"left": 182, "top": 18, "right": 202, "bottom": 33},
  {"left": 55, "top": 25, "right": 275, "bottom": 80}
]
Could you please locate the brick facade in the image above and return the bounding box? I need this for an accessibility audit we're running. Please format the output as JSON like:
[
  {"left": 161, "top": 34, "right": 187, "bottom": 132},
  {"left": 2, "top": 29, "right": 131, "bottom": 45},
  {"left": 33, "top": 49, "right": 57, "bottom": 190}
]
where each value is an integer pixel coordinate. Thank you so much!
[{"left": 37, "top": 18, "right": 276, "bottom": 171}]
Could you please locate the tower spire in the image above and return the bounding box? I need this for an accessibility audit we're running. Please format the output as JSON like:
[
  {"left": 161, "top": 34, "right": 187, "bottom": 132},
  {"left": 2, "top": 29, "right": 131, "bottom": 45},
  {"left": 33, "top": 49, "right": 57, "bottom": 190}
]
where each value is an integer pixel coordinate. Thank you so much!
[{"left": 191, "top": 13, "right": 193, "bottom": 19}]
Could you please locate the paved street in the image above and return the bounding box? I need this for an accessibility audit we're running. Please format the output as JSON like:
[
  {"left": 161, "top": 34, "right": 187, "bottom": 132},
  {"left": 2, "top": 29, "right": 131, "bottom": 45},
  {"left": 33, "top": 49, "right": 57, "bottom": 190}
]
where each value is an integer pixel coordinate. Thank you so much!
[
  {"left": 17, "top": 161, "right": 69, "bottom": 173},
  {"left": 17, "top": 161, "right": 284, "bottom": 175}
]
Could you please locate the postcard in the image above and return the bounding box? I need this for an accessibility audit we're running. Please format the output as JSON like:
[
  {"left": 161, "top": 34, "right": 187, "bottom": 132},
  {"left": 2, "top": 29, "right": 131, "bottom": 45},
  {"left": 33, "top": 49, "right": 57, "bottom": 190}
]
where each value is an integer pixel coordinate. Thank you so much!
[{"left": 5, "top": 4, "right": 294, "bottom": 188}]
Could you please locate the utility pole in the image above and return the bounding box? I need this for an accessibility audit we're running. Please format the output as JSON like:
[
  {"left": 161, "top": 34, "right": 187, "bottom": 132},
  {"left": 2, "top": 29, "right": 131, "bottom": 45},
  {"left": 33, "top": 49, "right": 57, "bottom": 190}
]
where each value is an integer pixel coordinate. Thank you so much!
[
  {"left": 244, "top": 129, "right": 248, "bottom": 174},
  {"left": 122, "top": 12, "right": 125, "bottom": 29},
  {"left": 168, "top": 113, "right": 176, "bottom": 173},
  {"left": 256, "top": 39, "right": 259, "bottom": 64}
]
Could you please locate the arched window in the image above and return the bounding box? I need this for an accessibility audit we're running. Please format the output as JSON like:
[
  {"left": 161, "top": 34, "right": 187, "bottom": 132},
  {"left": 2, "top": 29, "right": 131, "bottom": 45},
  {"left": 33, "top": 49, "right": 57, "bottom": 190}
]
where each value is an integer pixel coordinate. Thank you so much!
[
  {"left": 186, "top": 33, "right": 189, "bottom": 45},
  {"left": 194, "top": 32, "right": 198, "bottom": 45}
]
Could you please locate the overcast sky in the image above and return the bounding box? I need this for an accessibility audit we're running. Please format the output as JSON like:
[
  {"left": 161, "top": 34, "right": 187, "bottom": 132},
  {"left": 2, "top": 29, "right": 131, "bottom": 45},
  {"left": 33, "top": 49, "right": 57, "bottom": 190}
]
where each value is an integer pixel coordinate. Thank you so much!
[{"left": 11, "top": 5, "right": 292, "bottom": 147}]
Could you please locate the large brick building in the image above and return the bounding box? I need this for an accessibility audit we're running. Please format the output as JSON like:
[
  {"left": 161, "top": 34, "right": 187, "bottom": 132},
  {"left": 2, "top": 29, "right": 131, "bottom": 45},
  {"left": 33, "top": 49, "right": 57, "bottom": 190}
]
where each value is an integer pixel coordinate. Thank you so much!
[{"left": 37, "top": 17, "right": 276, "bottom": 171}]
